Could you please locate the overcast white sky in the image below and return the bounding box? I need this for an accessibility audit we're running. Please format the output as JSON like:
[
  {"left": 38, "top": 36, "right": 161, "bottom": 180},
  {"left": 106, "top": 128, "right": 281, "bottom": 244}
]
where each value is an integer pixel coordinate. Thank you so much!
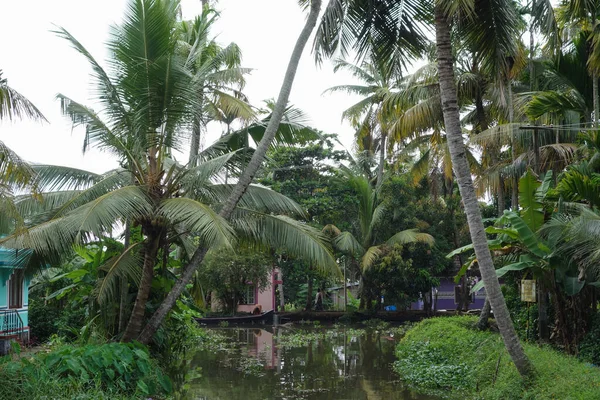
[{"left": 0, "top": 0, "right": 362, "bottom": 173}]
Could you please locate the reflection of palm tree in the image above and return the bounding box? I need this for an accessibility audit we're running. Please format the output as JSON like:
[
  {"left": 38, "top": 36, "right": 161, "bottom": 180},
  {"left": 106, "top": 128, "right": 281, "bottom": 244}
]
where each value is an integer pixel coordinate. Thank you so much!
[{"left": 360, "top": 378, "right": 382, "bottom": 400}]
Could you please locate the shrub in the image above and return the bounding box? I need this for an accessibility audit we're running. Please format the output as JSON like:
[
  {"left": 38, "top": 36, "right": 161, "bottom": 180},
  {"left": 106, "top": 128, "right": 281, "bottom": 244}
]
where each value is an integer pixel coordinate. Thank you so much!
[
  {"left": 0, "top": 342, "right": 172, "bottom": 399},
  {"left": 579, "top": 312, "right": 600, "bottom": 366},
  {"left": 394, "top": 316, "right": 600, "bottom": 399}
]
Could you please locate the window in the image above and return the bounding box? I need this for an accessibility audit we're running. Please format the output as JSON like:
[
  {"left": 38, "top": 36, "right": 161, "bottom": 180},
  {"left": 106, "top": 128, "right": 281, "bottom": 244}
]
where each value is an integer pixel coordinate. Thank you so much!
[
  {"left": 241, "top": 285, "right": 255, "bottom": 305},
  {"left": 8, "top": 270, "right": 23, "bottom": 309}
]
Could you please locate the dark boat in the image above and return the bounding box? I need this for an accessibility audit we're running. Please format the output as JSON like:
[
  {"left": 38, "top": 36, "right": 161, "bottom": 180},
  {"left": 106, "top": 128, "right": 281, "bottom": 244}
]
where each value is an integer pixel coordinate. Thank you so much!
[{"left": 195, "top": 309, "right": 274, "bottom": 325}]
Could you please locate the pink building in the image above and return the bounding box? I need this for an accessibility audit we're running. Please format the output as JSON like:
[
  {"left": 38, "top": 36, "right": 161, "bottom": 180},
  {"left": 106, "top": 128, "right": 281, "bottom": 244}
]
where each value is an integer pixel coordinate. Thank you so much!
[{"left": 212, "top": 269, "right": 282, "bottom": 314}]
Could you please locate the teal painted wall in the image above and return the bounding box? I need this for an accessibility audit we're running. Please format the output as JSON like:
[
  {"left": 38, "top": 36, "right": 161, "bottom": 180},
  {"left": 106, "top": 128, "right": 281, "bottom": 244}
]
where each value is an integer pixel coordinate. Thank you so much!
[
  {"left": 23, "top": 276, "right": 30, "bottom": 306},
  {"left": 0, "top": 270, "right": 10, "bottom": 309}
]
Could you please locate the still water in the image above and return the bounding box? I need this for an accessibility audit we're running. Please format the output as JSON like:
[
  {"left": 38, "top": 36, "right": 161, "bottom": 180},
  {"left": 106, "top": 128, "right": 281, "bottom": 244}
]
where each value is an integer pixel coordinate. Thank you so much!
[{"left": 181, "top": 325, "right": 439, "bottom": 400}]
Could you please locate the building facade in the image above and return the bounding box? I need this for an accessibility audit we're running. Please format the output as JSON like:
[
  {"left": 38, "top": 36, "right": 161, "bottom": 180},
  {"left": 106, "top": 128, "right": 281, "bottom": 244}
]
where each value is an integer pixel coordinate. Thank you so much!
[{"left": 0, "top": 248, "right": 30, "bottom": 351}]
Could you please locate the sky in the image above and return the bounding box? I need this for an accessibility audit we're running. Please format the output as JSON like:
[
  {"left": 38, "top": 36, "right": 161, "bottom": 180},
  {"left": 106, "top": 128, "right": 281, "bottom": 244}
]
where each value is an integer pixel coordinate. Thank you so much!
[{"left": 0, "top": 0, "right": 363, "bottom": 173}]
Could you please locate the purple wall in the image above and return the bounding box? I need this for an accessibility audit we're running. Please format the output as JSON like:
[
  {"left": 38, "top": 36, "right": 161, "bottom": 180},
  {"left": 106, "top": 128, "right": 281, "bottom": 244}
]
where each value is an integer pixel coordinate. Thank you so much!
[{"left": 409, "top": 278, "right": 486, "bottom": 311}]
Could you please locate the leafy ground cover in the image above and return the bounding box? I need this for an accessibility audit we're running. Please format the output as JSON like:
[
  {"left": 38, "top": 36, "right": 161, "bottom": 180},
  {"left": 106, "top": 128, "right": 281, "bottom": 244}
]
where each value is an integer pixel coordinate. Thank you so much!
[
  {"left": 0, "top": 342, "right": 172, "bottom": 399},
  {"left": 394, "top": 316, "right": 600, "bottom": 400}
]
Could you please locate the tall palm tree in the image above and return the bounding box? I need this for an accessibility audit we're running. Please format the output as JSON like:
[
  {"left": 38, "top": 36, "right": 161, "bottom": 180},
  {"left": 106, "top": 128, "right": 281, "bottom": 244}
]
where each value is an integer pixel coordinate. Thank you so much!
[
  {"left": 315, "top": 0, "right": 531, "bottom": 377},
  {"left": 434, "top": 0, "right": 531, "bottom": 376},
  {"left": 324, "top": 58, "right": 405, "bottom": 187},
  {"left": 178, "top": 6, "right": 254, "bottom": 164},
  {"left": 138, "top": 0, "right": 324, "bottom": 343}
]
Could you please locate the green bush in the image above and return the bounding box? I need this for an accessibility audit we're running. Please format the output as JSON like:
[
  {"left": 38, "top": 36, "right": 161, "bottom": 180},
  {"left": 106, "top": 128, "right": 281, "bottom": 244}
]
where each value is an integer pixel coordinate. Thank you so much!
[
  {"left": 28, "top": 298, "right": 61, "bottom": 343},
  {"left": 579, "top": 312, "right": 600, "bottom": 366},
  {"left": 0, "top": 342, "right": 172, "bottom": 399},
  {"left": 394, "top": 316, "right": 600, "bottom": 399}
]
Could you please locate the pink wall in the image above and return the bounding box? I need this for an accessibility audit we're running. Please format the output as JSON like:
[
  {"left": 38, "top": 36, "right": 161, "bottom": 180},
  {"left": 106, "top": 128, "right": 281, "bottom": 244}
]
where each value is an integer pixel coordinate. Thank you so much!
[{"left": 236, "top": 269, "right": 279, "bottom": 313}]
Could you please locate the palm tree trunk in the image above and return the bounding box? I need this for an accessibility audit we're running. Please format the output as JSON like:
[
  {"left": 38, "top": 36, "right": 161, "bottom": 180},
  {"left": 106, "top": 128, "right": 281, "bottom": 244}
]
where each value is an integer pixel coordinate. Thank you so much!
[
  {"left": 121, "top": 234, "right": 161, "bottom": 342},
  {"left": 498, "top": 172, "right": 506, "bottom": 216},
  {"left": 118, "top": 221, "right": 132, "bottom": 333},
  {"left": 594, "top": 74, "right": 599, "bottom": 127},
  {"left": 435, "top": 4, "right": 531, "bottom": 377},
  {"left": 189, "top": 117, "right": 201, "bottom": 166},
  {"left": 377, "top": 133, "right": 386, "bottom": 188},
  {"left": 137, "top": 0, "right": 322, "bottom": 345},
  {"left": 507, "top": 81, "right": 518, "bottom": 210},
  {"left": 219, "top": 0, "right": 321, "bottom": 220},
  {"left": 477, "top": 297, "right": 492, "bottom": 330}
]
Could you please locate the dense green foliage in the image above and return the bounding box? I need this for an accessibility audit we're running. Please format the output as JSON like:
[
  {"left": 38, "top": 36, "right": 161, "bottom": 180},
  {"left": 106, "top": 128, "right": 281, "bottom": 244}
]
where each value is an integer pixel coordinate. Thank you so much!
[
  {"left": 395, "top": 317, "right": 600, "bottom": 399},
  {"left": 578, "top": 313, "right": 600, "bottom": 366},
  {"left": 200, "top": 250, "right": 272, "bottom": 314},
  {"left": 0, "top": 343, "right": 171, "bottom": 399}
]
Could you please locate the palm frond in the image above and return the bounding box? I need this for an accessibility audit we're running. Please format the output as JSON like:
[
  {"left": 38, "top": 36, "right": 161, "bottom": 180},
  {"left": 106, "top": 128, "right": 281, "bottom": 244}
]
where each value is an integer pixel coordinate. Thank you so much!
[
  {"left": 333, "top": 231, "right": 365, "bottom": 257},
  {"left": 206, "top": 184, "right": 307, "bottom": 217},
  {"left": 361, "top": 245, "right": 382, "bottom": 271},
  {"left": 232, "top": 208, "right": 339, "bottom": 276},
  {"left": 0, "top": 71, "right": 47, "bottom": 122},
  {"left": 386, "top": 228, "right": 434, "bottom": 246},
  {"left": 159, "top": 197, "right": 235, "bottom": 249},
  {"left": 95, "top": 242, "right": 143, "bottom": 304}
]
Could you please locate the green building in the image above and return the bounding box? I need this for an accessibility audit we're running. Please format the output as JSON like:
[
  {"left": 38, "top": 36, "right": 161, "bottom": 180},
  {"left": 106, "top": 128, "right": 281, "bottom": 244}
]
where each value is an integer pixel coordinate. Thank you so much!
[{"left": 0, "top": 248, "right": 30, "bottom": 348}]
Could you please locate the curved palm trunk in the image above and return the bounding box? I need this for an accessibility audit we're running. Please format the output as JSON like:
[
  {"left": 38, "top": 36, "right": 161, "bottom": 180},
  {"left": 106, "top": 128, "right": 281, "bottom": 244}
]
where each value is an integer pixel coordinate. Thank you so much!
[
  {"left": 435, "top": 5, "right": 531, "bottom": 377},
  {"left": 121, "top": 234, "right": 161, "bottom": 342},
  {"left": 137, "top": 0, "right": 323, "bottom": 344}
]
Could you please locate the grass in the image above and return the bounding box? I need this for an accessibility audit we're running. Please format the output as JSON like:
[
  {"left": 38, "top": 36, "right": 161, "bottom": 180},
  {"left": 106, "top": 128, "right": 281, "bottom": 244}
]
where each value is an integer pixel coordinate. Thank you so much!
[{"left": 394, "top": 316, "right": 600, "bottom": 400}]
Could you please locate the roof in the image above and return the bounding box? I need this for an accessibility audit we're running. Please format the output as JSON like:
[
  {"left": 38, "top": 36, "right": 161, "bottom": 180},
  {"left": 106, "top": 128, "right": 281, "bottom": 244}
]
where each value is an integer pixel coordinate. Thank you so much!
[{"left": 0, "top": 248, "right": 32, "bottom": 269}]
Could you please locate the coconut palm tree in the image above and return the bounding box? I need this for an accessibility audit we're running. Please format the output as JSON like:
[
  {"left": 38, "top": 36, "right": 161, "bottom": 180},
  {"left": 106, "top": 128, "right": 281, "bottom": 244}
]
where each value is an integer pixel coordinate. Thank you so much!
[
  {"left": 178, "top": 6, "right": 254, "bottom": 165},
  {"left": 0, "top": 70, "right": 46, "bottom": 193},
  {"left": 434, "top": 0, "right": 531, "bottom": 376},
  {"left": 137, "top": 0, "right": 324, "bottom": 343},
  {"left": 315, "top": 0, "right": 531, "bottom": 377},
  {"left": 324, "top": 58, "right": 407, "bottom": 187}
]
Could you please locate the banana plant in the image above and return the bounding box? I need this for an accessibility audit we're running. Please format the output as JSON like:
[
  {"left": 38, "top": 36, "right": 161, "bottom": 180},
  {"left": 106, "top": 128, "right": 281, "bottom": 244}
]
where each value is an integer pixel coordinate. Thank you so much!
[{"left": 452, "top": 169, "right": 596, "bottom": 296}]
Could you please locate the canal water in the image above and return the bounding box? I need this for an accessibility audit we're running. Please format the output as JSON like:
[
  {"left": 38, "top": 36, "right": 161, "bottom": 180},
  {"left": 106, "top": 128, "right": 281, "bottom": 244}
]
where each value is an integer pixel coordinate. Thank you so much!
[{"left": 180, "top": 325, "right": 439, "bottom": 399}]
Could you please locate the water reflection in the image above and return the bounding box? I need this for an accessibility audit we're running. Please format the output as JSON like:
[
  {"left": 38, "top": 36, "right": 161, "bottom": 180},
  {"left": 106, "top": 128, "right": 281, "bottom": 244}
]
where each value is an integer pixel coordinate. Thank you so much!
[{"left": 183, "top": 326, "right": 438, "bottom": 400}]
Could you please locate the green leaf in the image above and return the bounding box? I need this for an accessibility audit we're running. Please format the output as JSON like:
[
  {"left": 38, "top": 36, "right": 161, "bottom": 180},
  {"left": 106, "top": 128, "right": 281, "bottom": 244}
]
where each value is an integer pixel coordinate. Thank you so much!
[
  {"left": 386, "top": 229, "right": 434, "bottom": 247},
  {"left": 159, "top": 198, "right": 235, "bottom": 249},
  {"left": 333, "top": 231, "right": 364, "bottom": 257},
  {"left": 470, "top": 262, "right": 532, "bottom": 293},
  {"left": 537, "top": 170, "right": 553, "bottom": 200},
  {"left": 485, "top": 226, "right": 519, "bottom": 239},
  {"left": 503, "top": 211, "right": 548, "bottom": 258},
  {"left": 45, "top": 283, "right": 78, "bottom": 300},
  {"left": 518, "top": 170, "right": 544, "bottom": 231},
  {"left": 49, "top": 269, "right": 88, "bottom": 282},
  {"left": 561, "top": 276, "right": 585, "bottom": 296},
  {"left": 158, "top": 373, "right": 173, "bottom": 393},
  {"left": 446, "top": 239, "right": 503, "bottom": 259},
  {"left": 136, "top": 380, "right": 149, "bottom": 395}
]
